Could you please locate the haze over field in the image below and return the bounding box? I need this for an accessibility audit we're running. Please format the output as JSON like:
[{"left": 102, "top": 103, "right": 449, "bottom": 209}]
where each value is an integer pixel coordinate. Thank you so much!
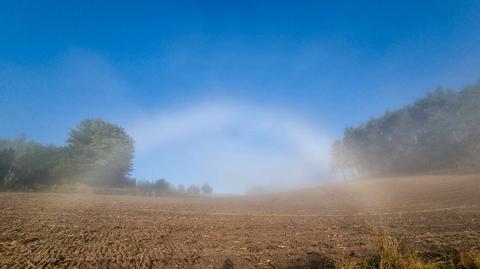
[
  {"left": 1, "top": 1, "right": 480, "bottom": 193},
  {"left": 127, "top": 102, "right": 332, "bottom": 193},
  {"left": 2, "top": 2, "right": 480, "bottom": 269}
]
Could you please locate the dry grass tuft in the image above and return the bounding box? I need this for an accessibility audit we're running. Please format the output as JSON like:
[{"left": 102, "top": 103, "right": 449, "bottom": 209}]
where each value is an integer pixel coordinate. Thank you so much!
[
  {"left": 460, "top": 249, "right": 480, "bottom": 269},
  {"left": 335, "top": 228, "right": 480, "bottom": 269},
  {"left": 361, "top": 232, "right": 439, "bottom": 269}
]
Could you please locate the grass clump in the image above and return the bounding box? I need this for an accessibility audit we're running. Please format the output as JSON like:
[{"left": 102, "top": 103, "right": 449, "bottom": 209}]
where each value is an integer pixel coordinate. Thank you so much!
[
  {"left": 360, "top": 233, "right": 439, "bottom": 269},
  {"left": 460, "top": 249, "right": 480, "bottom": 269},
  {"left": 337, "top": 230, "right": 480, "bottom": 269}
]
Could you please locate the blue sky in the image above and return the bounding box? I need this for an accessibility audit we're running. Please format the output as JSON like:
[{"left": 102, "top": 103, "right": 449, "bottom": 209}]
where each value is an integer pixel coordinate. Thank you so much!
[{"left": 1, "top": 1, "right": 480, "bottom": 193}]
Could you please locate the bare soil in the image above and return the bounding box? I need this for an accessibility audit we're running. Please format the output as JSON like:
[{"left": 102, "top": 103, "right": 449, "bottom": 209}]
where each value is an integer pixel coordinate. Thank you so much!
[{"left": 1, "top": 174, "right": 479, "bottom": 268}]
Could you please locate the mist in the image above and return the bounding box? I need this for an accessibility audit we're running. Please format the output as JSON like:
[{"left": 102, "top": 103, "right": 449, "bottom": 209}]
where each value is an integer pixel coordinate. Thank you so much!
[
  {"left": 126, "top": 102, "right": 334, "bottom": 194},
  {"left": 1, "top": 49, "right": 336, "bottom": 194}
]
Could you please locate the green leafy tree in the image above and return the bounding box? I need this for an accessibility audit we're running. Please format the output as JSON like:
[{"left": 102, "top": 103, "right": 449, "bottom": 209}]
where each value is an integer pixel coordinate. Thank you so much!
[
  {"left": 0, "top": 138, "right": 63, "bottom": 189},
  {"left": 10, "top": 144, "right": 63, "bottom": 188},
  {"left": 66, "top": 119, "right": 134, "bottom": 187},
  {"left": 333, "top": 82, "right": 480, "bottom": 177}
]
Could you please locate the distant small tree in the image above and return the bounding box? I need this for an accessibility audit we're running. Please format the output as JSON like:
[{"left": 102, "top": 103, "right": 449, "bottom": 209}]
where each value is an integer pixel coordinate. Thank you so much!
[
  {"left": 154, "top": 178, "right": 170, "bottom": 193},
  {"left": 136, "top": 179, "right": 153, "bottom": 193},
  {"left": 186, "top": 184, "right": 200, "bottom": 195},
  {"left": 177, "top": 184, "right": 185, "bottom": 193},
  {"left": 124, "top": 177, "right": 136, "bottom": 188},
  {"left": 201, "top": 183, "right": 213, "bottom": 195}
]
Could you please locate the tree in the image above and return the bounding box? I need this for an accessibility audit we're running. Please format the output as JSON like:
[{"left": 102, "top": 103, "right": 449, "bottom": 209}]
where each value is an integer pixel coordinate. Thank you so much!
[
  {"left": 153, "top": 178, "right": 170, "bottom": 193},
  {"left": 66, "top": 119, "right": 134, "bottom": 187},
  {"left": 186, "top": 184, "right": 200, "bottom": 195},
  {"left": 0, "top": 140, "right": 63, "bottom": 188},
  {"left": 201, "top": 183, "right": 213, "bottom": 195},
  {"left": 136, "top": 179, "right": 153, "bottom": 192},
  {"left": 332, "top": 82, "right": 480, "bottom": 177},
  {"left": 0, "top": 148, "right": 14, "bottom": 188},
  {"left": 13, "top": 144, "right": 62, "bottom": 187},
  {"left": 177, "top": 184, "right": 185, "bottom": 193}
]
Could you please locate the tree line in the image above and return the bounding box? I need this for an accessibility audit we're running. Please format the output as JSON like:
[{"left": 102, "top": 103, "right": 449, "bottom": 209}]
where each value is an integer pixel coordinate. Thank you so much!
[
  {"left": 136, "top": 179, "right": 213, "bottom": 195},
  {"left": 331, "top": 82, "right": 480, "bottom": 178},
  {"left": 0, "top": 119, "right": 213, "bottom": 195}
]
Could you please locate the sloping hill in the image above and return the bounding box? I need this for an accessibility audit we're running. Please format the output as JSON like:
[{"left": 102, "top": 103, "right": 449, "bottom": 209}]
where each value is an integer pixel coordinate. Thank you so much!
[
  {"left": 247, "top": 174, "right": 480, "bottom": 214},
  {"left": 1, "top": 174, "right": 479, "bottom": 268}
]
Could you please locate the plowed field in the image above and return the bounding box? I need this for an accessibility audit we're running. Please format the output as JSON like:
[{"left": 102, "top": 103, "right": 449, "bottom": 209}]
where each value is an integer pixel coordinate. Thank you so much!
[{"left": 1, "top": 175, "right": 479, "bottom": 268}]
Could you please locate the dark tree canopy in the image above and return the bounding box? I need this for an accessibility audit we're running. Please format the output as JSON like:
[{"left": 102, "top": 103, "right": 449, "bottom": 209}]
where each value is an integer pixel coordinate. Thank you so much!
[
  {"left": 0, "top": 118, "right": 215, "bottom": 194},
  {"left": 332, "top": 82, "right": 480, "bottom": 178},
  {"left": 0, "top": 119, "right": 135, "bottom": 189},
  {"left": 0, "top": 136, "right": 64, "bottom": 189}
]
